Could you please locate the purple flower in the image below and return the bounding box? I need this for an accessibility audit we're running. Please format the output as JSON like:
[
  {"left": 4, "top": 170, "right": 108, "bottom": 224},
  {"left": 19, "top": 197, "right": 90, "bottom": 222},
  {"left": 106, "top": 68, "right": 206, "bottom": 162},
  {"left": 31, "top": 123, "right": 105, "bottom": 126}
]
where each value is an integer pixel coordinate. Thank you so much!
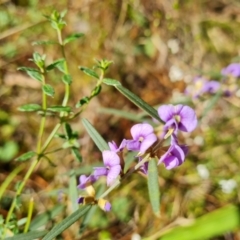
[
  {"left": 185, "top": 77, "right": 207, "bottom": 98},
  {"left": 158, "top": 104, "right": 197, "bottom": 134},
  {"left": 158, "top": 139, "right": 188, "bottom": 169},
  {"left": 221, "top": 63, "right": 240, "bottom": 78},
  {"left": 93, "top": 150, "right": 121, "bottom": 186},
  {"left": 108, "top": 139, "right": 127, "bottom": 152},
  {"left": 77, "top": 175, "right": 98, "bottom": 189},
  {"left": 98, "top": 198, "right": 111, "bottom": 212},
  {"left": 126, "top": 123, "right": 157, "bottom": 154},
  {"left": 202, "top": 80, "right": 220, "bottom": 94}
]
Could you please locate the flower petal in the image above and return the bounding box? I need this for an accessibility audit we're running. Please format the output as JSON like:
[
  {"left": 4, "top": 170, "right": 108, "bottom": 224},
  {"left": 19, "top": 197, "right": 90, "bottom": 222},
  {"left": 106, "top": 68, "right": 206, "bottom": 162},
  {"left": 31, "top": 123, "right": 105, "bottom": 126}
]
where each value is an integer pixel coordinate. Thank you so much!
[
  {"left": 107, "top": 165, "right": 121, "bottom": 186},
  {"left": 93, "top": 167, "right": 107, "bottom": 177},
  {"left": 158, "top": 105, "right": 174, "bottom": 122},
  {"left": 140, "top": 133, "right": 157, "bottom": 153},
  {"left": 127, "top": 140, "right": 141, "bottom": 151},
  {"left": 102, "top": 150, "right": 120, "bottom": 167},
  {"left": 178, "top": 105, "right": 197, "bottom": 132},
  {"left": 163, "top": 155, "right": 180, "bottom": 170},
  {"left": 130, "top": 123, "right": 154, "bottom": 139}
]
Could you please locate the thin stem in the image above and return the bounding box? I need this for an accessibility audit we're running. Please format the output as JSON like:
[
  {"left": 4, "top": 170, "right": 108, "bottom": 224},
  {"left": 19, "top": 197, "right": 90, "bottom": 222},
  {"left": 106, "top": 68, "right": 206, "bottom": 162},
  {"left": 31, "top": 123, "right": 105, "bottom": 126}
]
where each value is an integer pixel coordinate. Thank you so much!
[
  {"left": 4, "top": 158, "right": 39, "bottom": 236},
  {"left": 24, "top": 197, "right": 34, "bottom": 233}
]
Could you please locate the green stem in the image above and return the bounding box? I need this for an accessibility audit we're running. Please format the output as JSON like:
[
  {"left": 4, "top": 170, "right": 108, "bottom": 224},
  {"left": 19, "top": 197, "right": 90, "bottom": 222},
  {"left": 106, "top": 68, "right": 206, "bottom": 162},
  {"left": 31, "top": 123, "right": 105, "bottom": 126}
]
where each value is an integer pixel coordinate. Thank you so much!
[
  {"left": 4, "top": 158, "right": 39, "bottom": 234},
  {"left": 24, "top": 197, "right": 34, "bottom": 233},
  {"left": 37, "top": 74, "right": 47, "bottom": 153}
]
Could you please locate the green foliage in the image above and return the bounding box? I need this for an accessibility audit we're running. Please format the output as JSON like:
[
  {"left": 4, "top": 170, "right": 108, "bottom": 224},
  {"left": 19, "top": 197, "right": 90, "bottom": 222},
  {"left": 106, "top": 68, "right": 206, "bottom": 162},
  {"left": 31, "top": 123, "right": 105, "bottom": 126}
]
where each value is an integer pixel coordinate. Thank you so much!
[
  {"left": 81, "top": 118, "right": 109, "bottom": 151},
  {"left": 147, "top": 158, "right": 160, "bottom": 216},
  {"left": 79, "top": 66, "right": 99, "bottom": 79},
  {"left": 0, "top": 141, "right": 19, "bottom": 162},
  {"left": 15, "top": 151, "right": 36, "bottom": 162},
  {"left": 17, "top": 67, "right": 43, "bottom": 82},
  {"left": 63, "top": 33, "right": 84, "bottom": 45},
  {"left": 42, "top": 84, "right": 55, "bottom": 97},
  {"left": 18, "top": 104, "right": 42, "bottom": 112}
]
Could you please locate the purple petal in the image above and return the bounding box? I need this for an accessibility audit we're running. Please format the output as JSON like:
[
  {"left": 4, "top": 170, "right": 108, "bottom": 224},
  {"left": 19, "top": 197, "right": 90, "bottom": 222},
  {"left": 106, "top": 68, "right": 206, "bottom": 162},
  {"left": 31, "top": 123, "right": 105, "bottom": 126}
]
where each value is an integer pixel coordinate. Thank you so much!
[
  {"left": 221, "top": 63, "right": 240, "bottom": 78},
  {"left": 140, "top": 133, "right": 157, "bottom": 153},
  {"left": 118, "top": 139, "right": 128, "bottom": 151},
  {"left": 77, "top": 196, "right": 84, "bottom": 204},
  {"left": 104, "top": 202, "right": 111, "bottom": 211},
  {"left": 127, "top": 140, "right": 141, "bottom": 151},
  {"left": 108, "top": 141, "right": 118, "bottom": 152},
  {"left": 77, "top": 175, "right": 97, "bottom": 189},
  {"left": 158, "top": 105, "right": 174, "bottom": 122},
  {"left": 93, "top": 167, "right": 108, "bottom": 177},
  {"left": 178, "top": 105, "right": 197, "bottom": 132},
  {"left": 107, "top": 165, "right": 121, "bottom": 186},
  {"left": 202, "top": 81, "right": 220, "bottom": 94},
  {"left": 163, "top": 155, "right": 180, "bottom": 170},
  {"left": 130, "top": 123, "right": 154, "bottom": 139},
  {"left": 102, "top": 150, "right": 120, "bottom": 167}
]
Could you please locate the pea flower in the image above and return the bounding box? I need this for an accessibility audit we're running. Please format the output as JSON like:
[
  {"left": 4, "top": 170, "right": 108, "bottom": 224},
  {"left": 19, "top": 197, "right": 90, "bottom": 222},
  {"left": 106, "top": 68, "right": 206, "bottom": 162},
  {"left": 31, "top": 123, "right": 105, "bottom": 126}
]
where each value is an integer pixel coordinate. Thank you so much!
[
  {"left": 158, "top": 138, "right": 188, "bottom": 169},
  {"left": 126, "top": 123, "right": 157, "bottom": 154},
  {"left": 108, "top": 139, "right": 127, "bottom": 152},
  {"left": 201, "top": 80, "right": 220, "bottom": 94},
  {"left": 158, "top": 104, "right": 197, "bottom": 135},
  {"left": 221, "top": 63, "right": 240, "bottom": 78},
  {"left": 93, "top": 150, "right": 121, "bottom": 186},
  {"left": 77, "top": 175, "right": 98, "bottom": 189}
]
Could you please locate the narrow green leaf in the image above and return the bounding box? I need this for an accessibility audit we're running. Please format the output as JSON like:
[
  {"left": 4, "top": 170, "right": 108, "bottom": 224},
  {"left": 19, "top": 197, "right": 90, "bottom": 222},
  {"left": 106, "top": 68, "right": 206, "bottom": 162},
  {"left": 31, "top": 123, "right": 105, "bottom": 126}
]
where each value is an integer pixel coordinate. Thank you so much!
[
  {"left": 42, "top": 84, "right": 55, "bottom": 97},
  {"left": 32, "top": 40, "right": 57, "bottom": 46},
  {"left": 62, "top": 74, "right": 72, "bottom": 84},
  {"left": 81, "top": 118, "right": 109, "bottom": 151},
  {"left": 64, "top": 123, "right": 72, "bottom": 139},
  {"left": 42, "top": 206, "right": 91, "bottom": 240},
  {"left": 63, "top": 33, "right": 84, "bottom": 45},
  {"left": 148, "top": 158, "right": 160, "bottom": 216},
  {"left": 124, "top": 151, "right": 137, "bottom": 173},
  {"left": 18, "top": 67, "right": 43, "bottom": 82},
  {"left": 46, "top": 59, "right": 65, "bottom": 71},
  {"left": 160, "top": 204, "right": 240, "bottom": 240},
  {"left": 102, "top": 78, "right": 121, "bottom": 86},
  {"left": 115, "top": 85, "right": 161, "bottom": 121},
  {"left": 71, "top": 147, "right": 82, "bottom": 162},
  {"left": 18, "top": 104, "right": 42, "bottom": 112},
  {"left": 15, "top": 151, "right": 36, "bottom": 162},
  {"left": 47, "top": 106, "right": 71, "bottom": 112},
  {"left": 69, "top": 170, "right": 79, "bottom": 212},
  {"left": 79, "top": 66, "right": 99, "bottom": 79},
  {"left": 0, "top": 165, "right": 23, "bottom": 199},
  {"left": 56, "top": 60, "right": 66, "bottom": 74},
  {"left": 75, "top": 96, "right": 90, "bottom": 108},
  {"left": 30, "top": 204, "right": 65, "bottom": 230},
  {"left": 5, "top": 230, "right": 48, "bottom": 240},
  {"left": 99, "top": 107, "right": 142, "bottom": 122}
]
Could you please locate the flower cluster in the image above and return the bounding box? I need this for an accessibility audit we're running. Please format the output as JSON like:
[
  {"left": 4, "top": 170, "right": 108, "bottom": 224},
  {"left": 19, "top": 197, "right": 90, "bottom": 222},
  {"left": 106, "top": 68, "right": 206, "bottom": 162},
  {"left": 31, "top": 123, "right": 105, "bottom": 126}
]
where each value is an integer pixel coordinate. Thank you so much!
[
  {"left": 185, "top": 62, "right": 240, "bottom": 99},
  {"left": 77, "top": 104, "right": 197, "bottom": 211}
]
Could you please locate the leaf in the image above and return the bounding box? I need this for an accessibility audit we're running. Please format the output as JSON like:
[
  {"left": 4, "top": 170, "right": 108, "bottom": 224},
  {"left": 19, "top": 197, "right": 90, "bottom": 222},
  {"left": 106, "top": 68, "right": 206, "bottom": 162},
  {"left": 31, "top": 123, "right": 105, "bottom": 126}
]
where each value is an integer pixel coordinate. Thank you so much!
[
  {"left": 160, "top": 204, "right": 240, "bottom": 240},
  {"left": 18, "top": 104, "right": 42, "bottom": 112},
  {"left": 71, "top": 147, "right": 82, "bottom": 162},
  {"left": 32, "top": 40, "right": 57, "bottom": 46},
  {"left": 81, "top": 118, "right": 109, "bottom": 151},
  {"left": 30, "top": 204, "right": 65, "bottom": 230},
  {"left": 91, "top": 85, "right": 101, "bottom": 97},
  {"left": 56, "top": 60, "right": 66, "bottom": 74},
  {"left": 115, "top": 85, "right": 161, "bottom": 122},
  {"left": 18, "top": 67, "right": 43, "bottom": 82},
  {"left": 102, "top": 78, "right": 121, "bottom": 86},
  {"left": 63, "top": 33, "right": 84, "bottom": 45},
  {"left": 147, "top": 158, "right": 160, "bottom": 216},
  {"left": 69, "top": 170, "right": 79, "bottom": 212},
  {"left": 42, "top": 84, "right": 55, "bottom": 97},
  {"left": 99, "top": 107, "right": 142, "bottom": 122},
  {"left": 42, "top": 206, "right": 91, "bottom": 240},
  {"left": 46, "top": 59, "right": 65, "bottom": 71},
  {"left": 79, "top": 66, "right": 99, "bottom": 79},
  {"left": 0, "top": 165, "right": 23, "bottom": 199},
  {"left": 64, "top": 123, "right": 72, "bottom": 139},
  {"left": 5, "top": 230, "right": 48, "bottom": 240},
  {"left": 75, "top": 96, "right": 90, "bottom": 108},
  {"left": 47, "top": 106, "right": 71, "bottom": 113},
  {"left": 62, "top": 74, "right": 72, "bottom": 84},
  {"left": 15, "top": 151, "right": 36, "bottom": 162}
]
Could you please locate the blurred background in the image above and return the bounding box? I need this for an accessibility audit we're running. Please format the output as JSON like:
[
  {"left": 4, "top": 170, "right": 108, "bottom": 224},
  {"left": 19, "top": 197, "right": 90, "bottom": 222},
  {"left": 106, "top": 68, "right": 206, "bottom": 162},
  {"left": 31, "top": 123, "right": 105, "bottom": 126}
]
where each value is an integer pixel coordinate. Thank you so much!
[{"left": 1, "top": 0, "right": 240, "bottom": 239}]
